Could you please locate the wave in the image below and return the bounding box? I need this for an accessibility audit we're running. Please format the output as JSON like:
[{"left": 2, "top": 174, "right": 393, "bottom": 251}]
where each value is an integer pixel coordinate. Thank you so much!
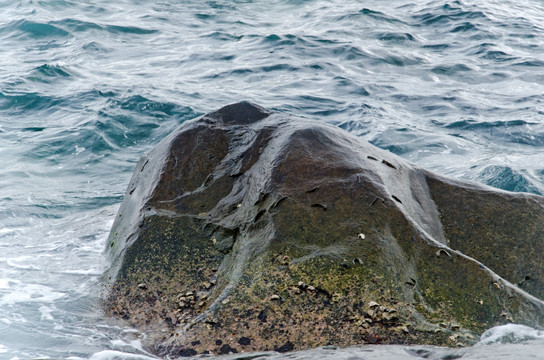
[
  {"left": 0, "top": 91, "right": 62, "bottom": 114},
  {"left": 411, "top": 1, "right": 490, "bottom": 27},
  {"left": 18, "top": 91, "right": 197, "bottom": 158},
  {"left": 479, "top": 324, "right": 544, "bottom": 345},
  {"left": 336, "top": 8, "right": 408, "bottom": 25},
  {"left": 477, "top": 165, "right": 541, "bottom": 194},
  {"left": 376, "top": 32, "right": 417, "bottom": 43},
  {"left": 444, "top": 119, "right": 533, "bottom": 130},
  {"left": 26, "top": 63, "right": 75, "bottom": 84},
  {"left": 0, "top": 19, "right": 70, "bottom": 39},
  {"left": 0, "top": 18, "right": 157, "bottom": 42}
]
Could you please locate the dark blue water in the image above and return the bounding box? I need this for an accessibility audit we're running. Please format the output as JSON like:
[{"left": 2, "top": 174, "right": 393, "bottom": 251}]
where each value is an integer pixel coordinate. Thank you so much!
[{"left": 1, "top": 0, "right": 544, "bottom": 358}]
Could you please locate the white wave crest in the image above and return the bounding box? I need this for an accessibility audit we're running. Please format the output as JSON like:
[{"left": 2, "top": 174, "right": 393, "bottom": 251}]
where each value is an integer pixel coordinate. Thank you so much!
[{"left": 479, "top": 324, "right": 544, "bottom": 345}]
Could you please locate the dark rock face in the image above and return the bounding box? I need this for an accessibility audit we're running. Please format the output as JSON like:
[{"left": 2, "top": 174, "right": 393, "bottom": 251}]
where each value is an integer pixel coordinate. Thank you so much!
[{"left": 104, "top": 102, "right": 544, "bottom": 357}]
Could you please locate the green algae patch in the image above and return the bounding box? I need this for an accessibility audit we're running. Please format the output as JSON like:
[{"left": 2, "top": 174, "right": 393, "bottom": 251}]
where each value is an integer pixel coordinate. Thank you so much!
[
  {"left": 106, "top": 214, "right": 227, "bottom": 329},
  {"left": 427, "top": 175, "right": 544, "bottom": 301}
]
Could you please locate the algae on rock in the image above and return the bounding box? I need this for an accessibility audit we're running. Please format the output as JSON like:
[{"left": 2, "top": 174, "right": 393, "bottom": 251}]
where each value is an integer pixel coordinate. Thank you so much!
[{"left": 104, "top": 102, "right": 544, "bottom": 357}]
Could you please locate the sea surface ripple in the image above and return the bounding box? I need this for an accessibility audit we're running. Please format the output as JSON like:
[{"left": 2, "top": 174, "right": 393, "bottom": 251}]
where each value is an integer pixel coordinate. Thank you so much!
[{"left": 0, "top": 0, "right": 544, "bottom": 358}]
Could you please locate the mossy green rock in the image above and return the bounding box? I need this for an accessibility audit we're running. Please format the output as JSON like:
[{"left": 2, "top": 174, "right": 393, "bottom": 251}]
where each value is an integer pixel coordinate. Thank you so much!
[{"left": 104, "top": 102, "right": 544, "bottom": 357}]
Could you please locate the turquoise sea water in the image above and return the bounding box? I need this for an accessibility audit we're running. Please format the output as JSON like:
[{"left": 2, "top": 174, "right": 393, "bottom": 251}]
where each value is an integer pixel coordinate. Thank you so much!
[{"left": 1, "top": 0, "right": 544, "bottom": 358}]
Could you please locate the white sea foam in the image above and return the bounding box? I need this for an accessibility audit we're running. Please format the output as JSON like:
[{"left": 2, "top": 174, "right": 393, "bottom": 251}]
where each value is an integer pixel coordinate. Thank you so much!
[
  {"left": 88, "top": 351, "right": 158, "bottom": 360},
  {"left": 6, "top": 257, "right": 43, "bottom": 271},
  {"left": 109, "top": 338, "right": 153, "bottom": 357},
  {"left": 60, "top": 268, "right": 104, "bottom": 276},
  {"left": 39, "top": 305, "right": 55, "bottom": 321},
  {"left": 0, "top": 283, "right": 65, "bottom": 305},
  {"left": 0, "top": 228, "right": 23, "bottom": 237},
  {"left": 0, "top": 278, "right": 17, "bottom": 289},
  {"left": 479, "top": 324, "right": 544, "bottom": 345}
]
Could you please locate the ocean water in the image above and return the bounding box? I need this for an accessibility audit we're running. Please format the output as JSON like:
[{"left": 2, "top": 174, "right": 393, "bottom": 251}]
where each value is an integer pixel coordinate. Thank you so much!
[{"left": 1, "top": 0, "right": 544, "bottom": 358}]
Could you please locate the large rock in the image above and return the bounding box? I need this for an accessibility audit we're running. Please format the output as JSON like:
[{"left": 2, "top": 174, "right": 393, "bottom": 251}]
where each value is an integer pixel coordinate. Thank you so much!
[{"left": 104, "top": 102, "right": 544, "bottom": 357}]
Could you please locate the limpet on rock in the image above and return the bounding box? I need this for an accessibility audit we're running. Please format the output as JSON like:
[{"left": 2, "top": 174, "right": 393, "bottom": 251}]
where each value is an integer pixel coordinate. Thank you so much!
[{"left": 353, "top": 258, "right": 363, "bottom": 265}]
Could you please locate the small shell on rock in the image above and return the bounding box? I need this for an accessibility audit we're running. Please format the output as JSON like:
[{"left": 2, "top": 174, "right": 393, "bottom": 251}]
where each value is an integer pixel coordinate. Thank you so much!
[
  {"left": 368, "top": 301, "right": 380, "bottom": 308},
  {"left": 211, "top": 237, "right": 217, "bottom": 245},
  {"left": 435, "top": 249, "right": 452, "bottom": 258},
  {"left": 280, "top": 255, "right": 290, "bottom": 265},
  {"left": 476, "top": 299, "right": 484, "bottom": 305},
  {"left": 307, "top": 285, "right": 316, "bottom": 292},
  {"left": 500, "top": 312, "right": 514, "bottom": 322},
  {"left": 221, "top": 298, "right": 230, "bottom": 305},
  {"left": 137, "top": 283, "right": 147, "bottom": 290},
  {"left": 297, "top": 281, "right": 306, "bottom": 288},
  {"left": 398, "top": 325, "right": 410, "bottom": 334},
  {"left": 236, "top": 203, "right": 242, "bottom": 208},
  {"left": 382, "top": 312, "right": 397, "bottom": 322},
  {"left": 492, "top": 282, "right": 501, "bottom": 289},
  {"left": 358, "top": 233, "right": 365, "bottom": 240},
  {"left": 270, "top": 294, "right": 280, "bottom": 301}
]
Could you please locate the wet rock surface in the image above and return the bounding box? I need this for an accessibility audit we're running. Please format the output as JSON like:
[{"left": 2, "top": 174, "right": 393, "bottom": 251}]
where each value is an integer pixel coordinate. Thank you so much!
[{"left": 104, "top": 102, "right": 544, "bottom": 357}]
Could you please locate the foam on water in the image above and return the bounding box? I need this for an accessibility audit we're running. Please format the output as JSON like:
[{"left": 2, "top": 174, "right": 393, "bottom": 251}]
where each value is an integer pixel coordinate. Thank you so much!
[
  {"left": 0, "top": 205, "right": 155, "bottom": 358},
  {"left": 479, "top": 324, "right": 544, "bottom": 345}
]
